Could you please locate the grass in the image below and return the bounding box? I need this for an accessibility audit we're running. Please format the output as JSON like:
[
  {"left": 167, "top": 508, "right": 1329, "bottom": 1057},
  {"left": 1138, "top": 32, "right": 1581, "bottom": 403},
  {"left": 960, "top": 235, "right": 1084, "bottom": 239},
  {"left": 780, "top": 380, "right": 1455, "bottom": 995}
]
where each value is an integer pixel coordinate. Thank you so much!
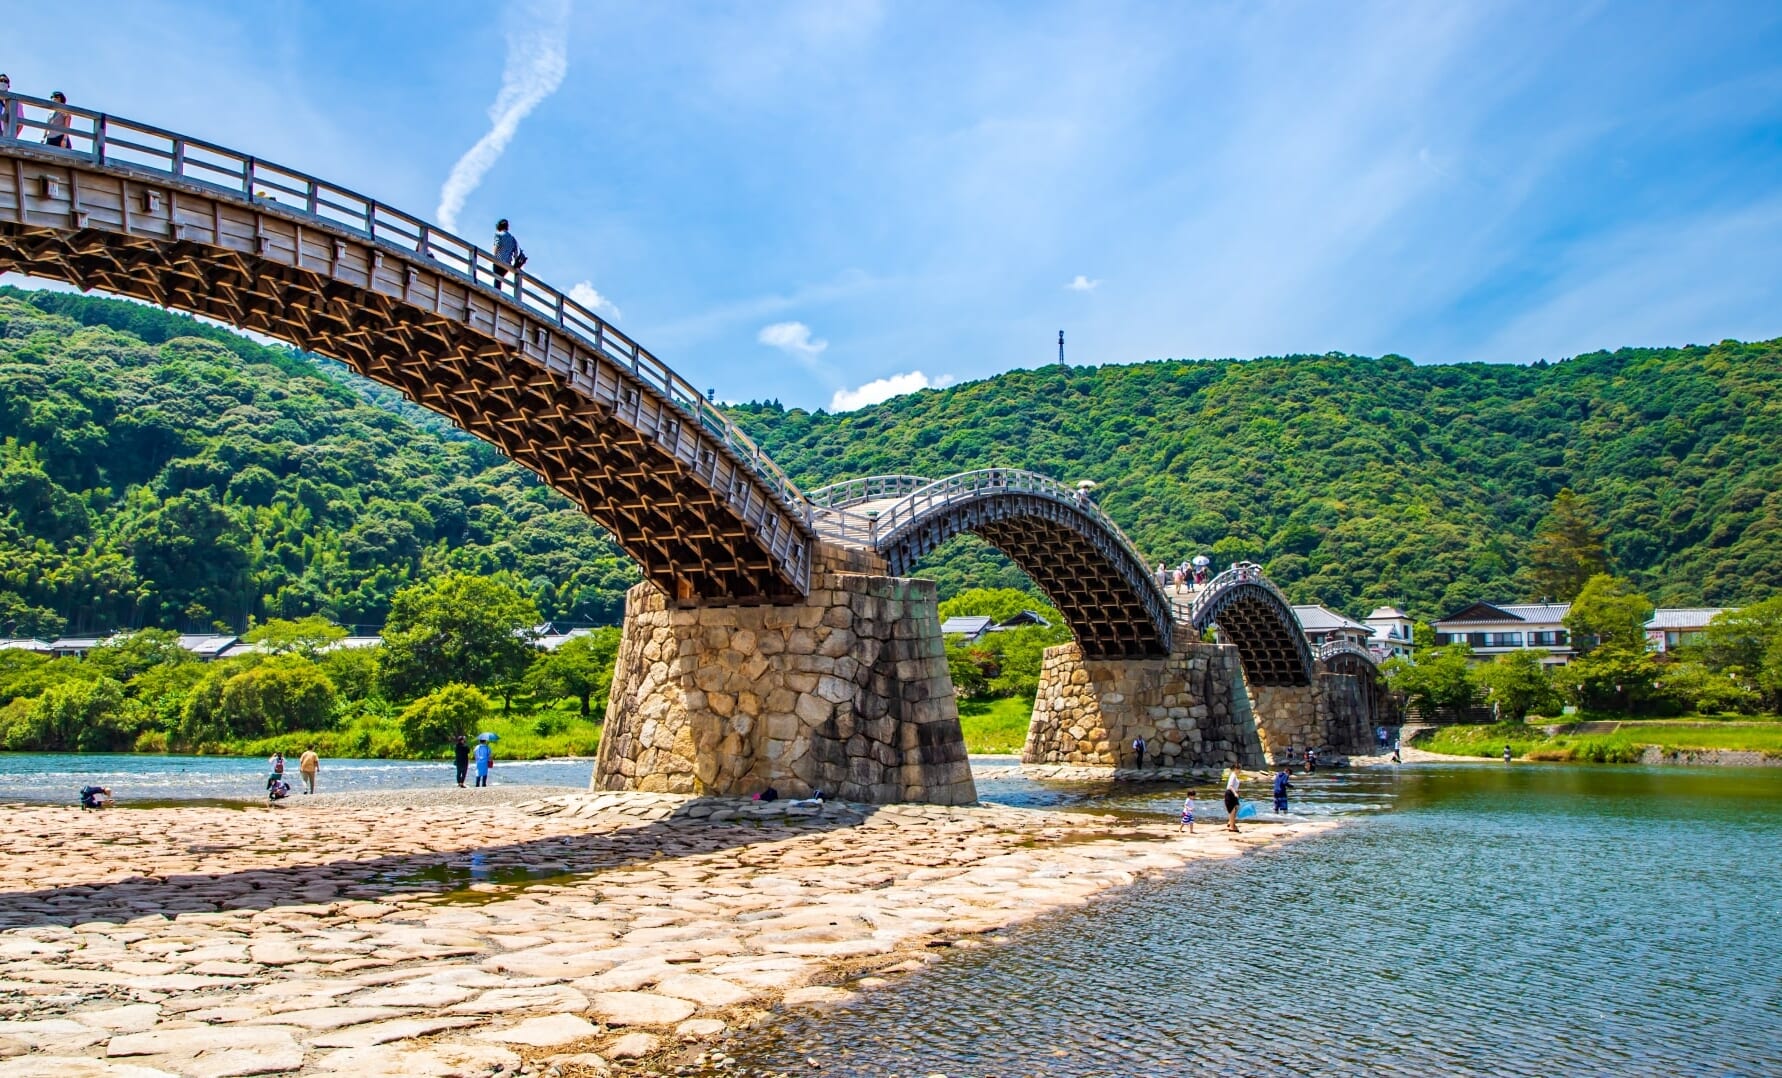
[
  {"left": 214, "top": 708, "right": 603, "bottom": 762},
  {"left": 957, "top": 695, "right": 1035, "bottom": 754},
  {"left": 1416, "top": 717, "right": 1782, "bottom": 763}
]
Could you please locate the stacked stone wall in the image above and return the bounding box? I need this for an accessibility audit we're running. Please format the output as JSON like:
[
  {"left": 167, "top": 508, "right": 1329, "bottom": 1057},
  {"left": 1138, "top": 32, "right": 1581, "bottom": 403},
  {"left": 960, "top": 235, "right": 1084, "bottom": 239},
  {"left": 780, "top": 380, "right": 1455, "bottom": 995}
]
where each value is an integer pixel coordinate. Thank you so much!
[
  {"left": 1025, "top": 634, "right": 1264, "bottom": 769},
  {"left": 593, "top": 543, "right": 975, "bottom": 805}
]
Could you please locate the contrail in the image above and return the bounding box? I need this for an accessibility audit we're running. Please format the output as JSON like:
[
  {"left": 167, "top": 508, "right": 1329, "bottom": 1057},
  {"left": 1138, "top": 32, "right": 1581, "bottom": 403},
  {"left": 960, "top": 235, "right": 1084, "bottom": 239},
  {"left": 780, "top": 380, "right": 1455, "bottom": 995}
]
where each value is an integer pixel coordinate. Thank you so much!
[{"left": 436, "top": 0, "right": 571, "bottom": 234}]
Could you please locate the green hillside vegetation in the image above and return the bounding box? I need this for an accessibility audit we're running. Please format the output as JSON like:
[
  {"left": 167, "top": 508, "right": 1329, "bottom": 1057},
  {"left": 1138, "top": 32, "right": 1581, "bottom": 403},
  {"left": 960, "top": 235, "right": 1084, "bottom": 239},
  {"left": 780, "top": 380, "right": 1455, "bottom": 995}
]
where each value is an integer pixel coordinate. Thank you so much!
[
  {"left": 0, "top": 288, "right": 640, "bottom": 637},
  {"left": 731, "top": 339, "right": 1782, "bottom": 614}
]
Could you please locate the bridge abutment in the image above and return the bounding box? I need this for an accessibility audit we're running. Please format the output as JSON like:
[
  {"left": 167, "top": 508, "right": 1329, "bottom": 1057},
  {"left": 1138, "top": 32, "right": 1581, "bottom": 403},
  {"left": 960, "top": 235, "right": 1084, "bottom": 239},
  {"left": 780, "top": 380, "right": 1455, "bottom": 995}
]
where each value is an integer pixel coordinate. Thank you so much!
[
  {"left": 593, "top": 543, "right": 976, "bottom": 805},
  {"left": 1025, "top": 635, "right": 1266, "bottom": 769}
]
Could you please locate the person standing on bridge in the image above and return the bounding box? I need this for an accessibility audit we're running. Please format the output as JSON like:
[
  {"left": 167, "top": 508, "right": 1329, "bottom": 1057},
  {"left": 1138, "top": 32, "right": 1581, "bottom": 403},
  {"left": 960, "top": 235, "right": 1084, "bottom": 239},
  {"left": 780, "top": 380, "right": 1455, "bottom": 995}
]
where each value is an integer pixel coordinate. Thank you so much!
[
  {"left": 42, "top": 92, "right": 72, "bottom": 149},
  {"left": 493, "top": 219, "right": 527, "bottom": 294},
  {"left": 0, "top": 76, "right": 18, "bottom": 140}
]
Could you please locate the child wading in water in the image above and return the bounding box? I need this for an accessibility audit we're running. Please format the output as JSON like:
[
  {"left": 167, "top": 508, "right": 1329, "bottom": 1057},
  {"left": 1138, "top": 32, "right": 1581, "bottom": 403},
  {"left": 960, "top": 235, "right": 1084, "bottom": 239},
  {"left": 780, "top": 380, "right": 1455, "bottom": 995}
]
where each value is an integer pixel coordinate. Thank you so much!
[{"left": 1180, "top": 791, "right": 1196, "bottom": 833}]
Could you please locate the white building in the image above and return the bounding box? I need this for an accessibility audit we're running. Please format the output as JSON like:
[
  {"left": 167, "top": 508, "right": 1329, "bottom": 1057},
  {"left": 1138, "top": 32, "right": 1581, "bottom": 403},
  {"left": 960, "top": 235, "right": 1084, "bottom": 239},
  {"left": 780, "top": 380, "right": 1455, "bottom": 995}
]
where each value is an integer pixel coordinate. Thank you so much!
[
  {"left": 1645, "top": 608, "right": 1724, "bottom": 653},
  {"left": 1364, "top": 606, "right": 1416, "bottom": 660},
  {"left": 1433, "top": 602, "right": 1574, "bottom": 666}
]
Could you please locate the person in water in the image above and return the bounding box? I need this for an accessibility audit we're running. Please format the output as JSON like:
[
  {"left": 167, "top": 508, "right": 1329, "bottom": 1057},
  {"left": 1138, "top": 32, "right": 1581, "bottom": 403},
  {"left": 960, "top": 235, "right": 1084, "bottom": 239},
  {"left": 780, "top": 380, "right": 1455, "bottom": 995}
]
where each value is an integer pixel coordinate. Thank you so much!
[
  {"left": 1504, "top": 743, "right": 1514, "bottom": 763},
  {"left": 1223, "top": 766, "right": 1245, "bottom": 832},
  {"left": 1273, "top": 767, "right": 1292, "bottom": 814}
]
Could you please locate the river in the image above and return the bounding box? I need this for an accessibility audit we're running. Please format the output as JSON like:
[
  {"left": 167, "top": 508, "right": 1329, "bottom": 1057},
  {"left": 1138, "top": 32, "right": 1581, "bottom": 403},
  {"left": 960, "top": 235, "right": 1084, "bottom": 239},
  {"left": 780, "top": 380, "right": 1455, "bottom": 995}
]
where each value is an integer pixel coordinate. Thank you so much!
[
  {"left": 3, "top": 753, "right": 1777, "bottom": 1075},
  {"left": 730, "top": 762, "right": 1782, "bottom": 1077}
]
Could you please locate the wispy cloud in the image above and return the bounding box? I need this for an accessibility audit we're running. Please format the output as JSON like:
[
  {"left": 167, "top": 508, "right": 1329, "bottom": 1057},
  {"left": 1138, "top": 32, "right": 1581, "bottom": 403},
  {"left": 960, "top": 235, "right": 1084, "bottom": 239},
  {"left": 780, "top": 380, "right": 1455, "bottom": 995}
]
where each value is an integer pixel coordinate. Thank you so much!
[
  {"left": 757, "top": 321, "right": 830, "bottom": 371},
  {"left": 829, "top": 370, "right": 952, "bottom": 411},
  {"left": 1065, "top": 274, "right": 1100, "bottom": 292},
  {"left": 569, "top": 281, "right": 621, "bottom": 321},
  {"left": 435, "top": 0, "right": 572, "bottom": 233}
]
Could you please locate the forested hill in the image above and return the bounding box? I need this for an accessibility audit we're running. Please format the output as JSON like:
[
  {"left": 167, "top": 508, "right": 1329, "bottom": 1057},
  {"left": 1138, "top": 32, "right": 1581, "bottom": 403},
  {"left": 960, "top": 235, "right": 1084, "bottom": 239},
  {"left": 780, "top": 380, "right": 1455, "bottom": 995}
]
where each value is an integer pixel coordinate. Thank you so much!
[
  {"left": 2, "top": 287, "right": 1777, "bottom": 636},
  {"left": 730, "top": 339, "right": 1782, "bottom": 614},
  {"left": 0, "top": 289, "right": 639, "bottom": 636}
]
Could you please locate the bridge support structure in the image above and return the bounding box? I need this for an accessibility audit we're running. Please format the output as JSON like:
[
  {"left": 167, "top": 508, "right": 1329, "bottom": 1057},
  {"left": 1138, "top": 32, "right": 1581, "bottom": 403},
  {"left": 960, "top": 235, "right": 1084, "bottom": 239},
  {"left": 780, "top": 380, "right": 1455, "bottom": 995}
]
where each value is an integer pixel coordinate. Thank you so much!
[
  {"left": 1024, "top": 634, "right": 1267, "bottom": 770},
  {"left": 593, "top": 542, "right": 976, "bottom": 805}
]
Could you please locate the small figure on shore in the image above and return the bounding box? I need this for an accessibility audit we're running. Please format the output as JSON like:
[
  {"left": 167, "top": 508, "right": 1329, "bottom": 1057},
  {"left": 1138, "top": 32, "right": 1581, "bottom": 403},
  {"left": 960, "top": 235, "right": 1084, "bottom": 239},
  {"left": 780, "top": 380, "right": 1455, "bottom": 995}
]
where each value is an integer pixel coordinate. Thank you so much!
[
  {"left": 493, "top": 218, "right": 526, "bottom": 293},
  {"left": 1223, "top": 766, "right": 1244, "bottom": 832},
  {"left": 473, "top": 735, "right": 493, "bottom": 788},
  {"left": 453, "top": 734, "right": 470, "bottom": 788},
  {"left": 1133, "top": 736, "right": 1147, "bottom": 770},
  {"left": 1303, "top": 747, "right": 1316, "bottom": 774},
  {"left": 1180, "top": 791, "right": 1196, "bottom": 833},
  {"left": 1273, "top": 766, "right": 1292, "bottom": 814},
  {"left": 266, "top": 773, "right": 291, "bottom": 802},
  {"left": 79, "top": 785, "right": 112, "bottom": 810},
  {"left": 1504, "top": 743, "right": 1513, "bottom": 764},
  {"left": 754, "top": 786, "right": 779, "bottom": 802},
  {"left": 268, "top": 751, "right": 285, "bottom": 786},
  {"left": 43, "top": 92, "right": 72, "bottom": 149},
  {"left": 298, "top": 746, "right": 319, "bottom": 795},
  {"left": 1390, "top": 743, "right": 1402, "bottom": 764}
]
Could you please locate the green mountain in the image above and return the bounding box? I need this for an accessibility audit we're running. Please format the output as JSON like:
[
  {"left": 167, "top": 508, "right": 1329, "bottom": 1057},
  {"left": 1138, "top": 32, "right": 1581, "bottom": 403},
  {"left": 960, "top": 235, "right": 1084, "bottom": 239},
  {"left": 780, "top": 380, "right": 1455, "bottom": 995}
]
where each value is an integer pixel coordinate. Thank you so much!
[
  {"left": 1, "top": 287, "right": 1777, "bottom": 634},
  {"left": 729, "top": 340, "right": 1782, "bottom": 615},
  {"left": 0, "top": 289, "right": 639, "bottom": 636}
]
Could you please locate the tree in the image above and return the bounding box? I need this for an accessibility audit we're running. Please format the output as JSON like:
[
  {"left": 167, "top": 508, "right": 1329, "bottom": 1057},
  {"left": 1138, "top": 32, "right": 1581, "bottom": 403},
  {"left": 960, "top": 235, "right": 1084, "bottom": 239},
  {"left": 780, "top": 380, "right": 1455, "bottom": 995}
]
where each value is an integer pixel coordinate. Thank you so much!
[
  {"left": 1697, "top": 597, "right": 1782, "bottom": 712},
  {"left": 525, "top": 628, "right": 621, "bottom": 717},
  {"left": 17, "top": 677, "right": 130, "bottom": 751},
  {"left": 1527, "top": 489, "right": 1608, "bottom": 601},
  {"left": 1474, "top": 650, "right": 1560, "bottom": 722},
  {"left": 378, "top": 572, "right": 541, "bottom": 700},
  {"left": 1560, "top": 575, "right": 1658, "bottom": 713},
  {"left": 398, "top": 683, "right": 491, "bottom": 750},
  {"left": 244, "top": 616, "right": 346, "bottom": 660},
  {"left": 938, "top": 588, "right": 1063, "bottom": 626},
  {"left": 217, "top": 657, "right": 337, "bottom": 738},
  {"left": 1383, "top": 643, "right": 1477, "bottom": 720},
  {"left": 1565, "top": 574, "right": 1653, "bottom": 653},
  {"left": 84, "top": 629, "right": 193, "bottom": 684}
]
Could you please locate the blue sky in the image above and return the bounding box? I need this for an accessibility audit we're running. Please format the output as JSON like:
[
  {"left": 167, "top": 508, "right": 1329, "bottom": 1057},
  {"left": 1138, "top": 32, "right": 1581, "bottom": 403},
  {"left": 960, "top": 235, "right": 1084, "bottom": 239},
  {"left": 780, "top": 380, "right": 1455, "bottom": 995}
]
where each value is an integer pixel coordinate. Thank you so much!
[{"left": 6, "top": 1, "right": 1781, "bottom": 411}]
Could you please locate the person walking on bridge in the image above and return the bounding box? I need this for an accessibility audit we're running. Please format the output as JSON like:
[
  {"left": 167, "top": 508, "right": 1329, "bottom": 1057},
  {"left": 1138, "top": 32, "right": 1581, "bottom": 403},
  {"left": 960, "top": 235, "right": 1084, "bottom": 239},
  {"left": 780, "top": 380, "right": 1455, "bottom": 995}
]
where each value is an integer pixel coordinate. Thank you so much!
[
  {"left": 493, "top": 219, "right": 526, "bottom": 294},
  {"left": 0, "top": 76, "right": 19, "bottom": 140},
  {"left": 42, "top": 92, "right": 72, "bottom": 149}
]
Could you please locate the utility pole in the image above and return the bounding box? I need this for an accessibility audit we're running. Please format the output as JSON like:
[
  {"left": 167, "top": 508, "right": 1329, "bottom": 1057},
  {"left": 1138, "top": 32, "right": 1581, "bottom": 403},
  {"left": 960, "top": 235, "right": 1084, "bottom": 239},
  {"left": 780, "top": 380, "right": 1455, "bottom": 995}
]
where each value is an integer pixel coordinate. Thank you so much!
[{"left": 1058, "top": 329, "right": 1065, "bottom": 366}]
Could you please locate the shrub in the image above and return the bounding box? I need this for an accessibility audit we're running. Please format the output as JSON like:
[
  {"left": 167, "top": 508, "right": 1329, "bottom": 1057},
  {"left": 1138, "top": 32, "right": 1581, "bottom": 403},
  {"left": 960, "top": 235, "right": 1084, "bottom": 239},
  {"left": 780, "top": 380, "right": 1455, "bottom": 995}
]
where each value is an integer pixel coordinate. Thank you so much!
[{"left": 398, "top": 683, "right": 491, "bottom": 751}]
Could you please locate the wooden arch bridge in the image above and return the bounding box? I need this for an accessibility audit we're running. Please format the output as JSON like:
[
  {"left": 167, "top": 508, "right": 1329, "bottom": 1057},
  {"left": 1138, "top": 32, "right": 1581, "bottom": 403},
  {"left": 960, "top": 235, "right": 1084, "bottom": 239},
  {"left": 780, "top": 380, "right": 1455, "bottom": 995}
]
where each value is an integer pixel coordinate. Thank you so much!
[{"left": 0, "top": 95, "right": 1384, "bottom": 797}]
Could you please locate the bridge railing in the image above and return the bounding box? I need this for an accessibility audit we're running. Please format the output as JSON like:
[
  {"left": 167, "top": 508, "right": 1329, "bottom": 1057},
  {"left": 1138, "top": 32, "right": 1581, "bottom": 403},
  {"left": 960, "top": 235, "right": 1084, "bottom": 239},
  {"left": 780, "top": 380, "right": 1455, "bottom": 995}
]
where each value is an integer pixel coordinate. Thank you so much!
[
  {"left": 1314, "top": 639, "right": 1380, "bottom": 667},
  {"left": 1186, "top": 561, "right": 1295, "bottom": 624},
  {"left": 805, "top": 474, "right": 934, "bottom": 510},
  {"left": 856, "top": 469, "right": 1148, "bottom": 555},
  {"left": 0, "top": 92, "right": 811, "bottom": 527}
]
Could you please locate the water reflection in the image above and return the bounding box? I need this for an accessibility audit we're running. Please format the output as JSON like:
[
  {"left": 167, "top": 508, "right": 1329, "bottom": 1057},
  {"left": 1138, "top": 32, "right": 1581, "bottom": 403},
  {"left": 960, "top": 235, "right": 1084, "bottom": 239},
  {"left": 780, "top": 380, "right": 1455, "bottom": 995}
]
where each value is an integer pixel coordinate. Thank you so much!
[{"left": 729, "top": 764, "right": 1782, "bottom": 1077}]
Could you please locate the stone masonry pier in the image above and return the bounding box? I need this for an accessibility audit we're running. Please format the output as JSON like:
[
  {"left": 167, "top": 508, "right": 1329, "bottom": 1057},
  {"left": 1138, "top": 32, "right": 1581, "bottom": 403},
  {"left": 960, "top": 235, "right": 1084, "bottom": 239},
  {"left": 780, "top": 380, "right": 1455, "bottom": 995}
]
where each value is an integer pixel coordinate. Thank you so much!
[
  {"left": 1025, "top": 633, "right": 1267, "bottom": 769},
  {"left": 594, "top": 542, "right": 976, "bottom": 805}
]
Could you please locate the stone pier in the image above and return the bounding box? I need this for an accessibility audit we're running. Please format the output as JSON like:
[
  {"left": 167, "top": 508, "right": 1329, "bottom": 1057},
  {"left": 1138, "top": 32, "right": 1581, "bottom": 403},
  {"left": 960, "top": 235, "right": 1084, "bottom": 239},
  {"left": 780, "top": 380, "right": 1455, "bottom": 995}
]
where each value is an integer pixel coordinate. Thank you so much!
[
  {"left": 1024, "top": 632, "right": 1266, "bottom": 769},
  {"left": 593, "top": 543, "right": 976, "bottom": 805}
]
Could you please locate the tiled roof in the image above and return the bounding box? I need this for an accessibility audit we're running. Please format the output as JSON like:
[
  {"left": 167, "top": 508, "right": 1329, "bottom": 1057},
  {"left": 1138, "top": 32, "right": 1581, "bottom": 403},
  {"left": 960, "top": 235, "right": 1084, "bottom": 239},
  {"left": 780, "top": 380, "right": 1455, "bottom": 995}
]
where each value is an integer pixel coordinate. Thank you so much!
[
  {"left": 1366, "top": 606, "right": 1409, "bottom": 620},
  {"left": 1292, "top": 605, "right": 1373, "bottom": 633},
  {"left": 940, "top": 616, "right": 994, "bottom": 637},
  {"left": 1645, "top": 608, "right": 1725, "bottom": 629}
]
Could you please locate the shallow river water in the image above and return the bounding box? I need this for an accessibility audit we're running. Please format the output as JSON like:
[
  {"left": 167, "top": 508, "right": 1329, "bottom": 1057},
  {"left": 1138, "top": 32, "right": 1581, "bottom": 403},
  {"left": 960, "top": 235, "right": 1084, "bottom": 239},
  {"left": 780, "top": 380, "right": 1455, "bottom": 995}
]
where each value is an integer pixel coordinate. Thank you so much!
[{"left": 730, "top": 763, "right": 1782, "bottom": 1077}]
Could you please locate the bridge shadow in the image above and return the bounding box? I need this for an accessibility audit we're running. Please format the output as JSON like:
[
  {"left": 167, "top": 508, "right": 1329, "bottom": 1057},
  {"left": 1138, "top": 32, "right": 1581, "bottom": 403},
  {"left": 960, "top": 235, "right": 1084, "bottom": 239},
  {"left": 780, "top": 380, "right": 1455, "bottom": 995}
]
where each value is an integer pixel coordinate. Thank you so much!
[{"left": 0, "top": 797, "right": 889, "bottom": 932}]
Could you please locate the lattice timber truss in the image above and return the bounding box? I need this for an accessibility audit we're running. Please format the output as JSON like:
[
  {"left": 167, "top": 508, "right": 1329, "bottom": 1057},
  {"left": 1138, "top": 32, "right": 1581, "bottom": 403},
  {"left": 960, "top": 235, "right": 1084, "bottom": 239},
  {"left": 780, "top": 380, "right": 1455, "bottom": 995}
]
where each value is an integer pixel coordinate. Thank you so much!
[
  {"left": 878, "top": 491, "right": 1172, "bottom": 661},
  {"left": 0, "top": 148, "right": 812, "bottom": 603},
  {"left": 1189, "top": 584, "right": 1314, "bottom": 687}
]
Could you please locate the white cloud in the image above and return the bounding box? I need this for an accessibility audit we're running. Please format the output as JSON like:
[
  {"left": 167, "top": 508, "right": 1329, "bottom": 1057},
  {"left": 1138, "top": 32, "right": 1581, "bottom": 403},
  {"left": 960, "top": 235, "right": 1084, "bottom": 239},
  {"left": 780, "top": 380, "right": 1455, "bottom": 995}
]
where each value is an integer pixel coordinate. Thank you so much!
[
  {"left": 829, "top": 370, "right": 951, "bottom": 411},
  {"left": 569, "top": 281, "right": 622, "bottom": 321},
  {"left": 757, "top": 321, "right": 829, "bottom": 365},
  {"left": 435, "top": 0, "right": 571, "bottom": 232},
  {"left": 1065, "top": 275, "right": 1100, "bottom": 292}
]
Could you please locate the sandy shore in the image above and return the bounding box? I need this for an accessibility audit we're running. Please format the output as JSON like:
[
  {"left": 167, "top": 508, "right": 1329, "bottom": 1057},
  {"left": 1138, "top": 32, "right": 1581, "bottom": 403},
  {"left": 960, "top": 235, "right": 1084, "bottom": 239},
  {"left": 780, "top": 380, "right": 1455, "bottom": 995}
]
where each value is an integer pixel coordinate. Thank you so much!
[{"left": 0, "top": 787, "right": 1334, "bottom": 1077}]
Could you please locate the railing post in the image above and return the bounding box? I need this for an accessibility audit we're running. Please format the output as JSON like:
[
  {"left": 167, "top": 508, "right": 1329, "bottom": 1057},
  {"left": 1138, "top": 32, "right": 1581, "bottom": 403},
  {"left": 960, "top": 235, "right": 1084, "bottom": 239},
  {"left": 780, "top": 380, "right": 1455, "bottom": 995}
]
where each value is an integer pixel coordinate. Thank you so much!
[
  {"left": 94, "top": 115, "right": 108, "bottom": 164},
  {"left": 243, "top": 155, "right": 255, "bottom": 195},
  {"left": 171, "top": 138, "right": 185, "bottom": 179}
]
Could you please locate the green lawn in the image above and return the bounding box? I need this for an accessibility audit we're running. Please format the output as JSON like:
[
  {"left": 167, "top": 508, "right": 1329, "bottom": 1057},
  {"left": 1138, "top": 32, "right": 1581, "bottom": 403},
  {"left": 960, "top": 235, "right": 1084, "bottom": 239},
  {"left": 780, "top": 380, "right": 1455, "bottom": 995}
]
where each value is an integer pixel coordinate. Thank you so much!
[
  {"left": 1417, "top": 718, "right": 1782, "bottom": 763},
  {"left": 219, "top": 709, "right": 603, "bottom": 762},
  {"left": 957, "top": 696, "right": 1035, "bottom": 754}
]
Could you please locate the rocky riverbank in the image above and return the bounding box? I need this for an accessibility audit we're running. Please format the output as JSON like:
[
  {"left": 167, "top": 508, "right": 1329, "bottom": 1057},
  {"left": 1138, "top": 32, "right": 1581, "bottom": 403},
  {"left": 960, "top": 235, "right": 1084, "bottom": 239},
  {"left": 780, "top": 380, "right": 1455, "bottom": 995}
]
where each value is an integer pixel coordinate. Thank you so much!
[{"left": 0, "top": 788, "right": 1333, "bottom": 1077}]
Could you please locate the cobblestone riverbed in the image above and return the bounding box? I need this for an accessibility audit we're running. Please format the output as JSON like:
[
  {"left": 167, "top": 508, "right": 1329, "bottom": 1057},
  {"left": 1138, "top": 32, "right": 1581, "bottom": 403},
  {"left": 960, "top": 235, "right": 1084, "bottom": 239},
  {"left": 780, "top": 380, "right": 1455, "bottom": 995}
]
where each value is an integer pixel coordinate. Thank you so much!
[{"left": 0, "top": 787, "right": 1329, "bottom": 1077}]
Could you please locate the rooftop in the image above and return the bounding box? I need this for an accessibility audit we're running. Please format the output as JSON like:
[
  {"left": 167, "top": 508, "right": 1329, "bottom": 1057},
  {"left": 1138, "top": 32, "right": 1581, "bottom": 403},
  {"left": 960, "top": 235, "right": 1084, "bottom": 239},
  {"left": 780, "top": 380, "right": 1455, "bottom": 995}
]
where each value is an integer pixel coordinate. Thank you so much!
[
  {"left": 1292, "top": 604, "right": 1373, "bottom": 634},
  {"left": 1645, "top": 608, "right": 1725, "bottom": 630}
]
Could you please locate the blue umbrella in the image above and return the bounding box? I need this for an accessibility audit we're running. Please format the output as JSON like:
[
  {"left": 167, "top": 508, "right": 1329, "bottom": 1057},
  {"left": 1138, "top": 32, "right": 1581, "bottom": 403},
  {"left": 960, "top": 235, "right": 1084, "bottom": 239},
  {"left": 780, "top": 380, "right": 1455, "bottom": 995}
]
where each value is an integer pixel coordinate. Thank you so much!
[{"left": 476, "top": 732, "right": 500, "bottom": 742}]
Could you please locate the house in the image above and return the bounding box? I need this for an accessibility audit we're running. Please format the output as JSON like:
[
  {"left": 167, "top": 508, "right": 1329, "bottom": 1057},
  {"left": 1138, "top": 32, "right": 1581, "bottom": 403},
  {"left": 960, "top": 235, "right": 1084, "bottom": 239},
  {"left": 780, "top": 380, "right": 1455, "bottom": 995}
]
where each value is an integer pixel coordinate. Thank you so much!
[
  {"left": 1645, "top": 608, "right": 1724, "bottom": 653},
  {"left": 44, "top": 636, "right": 111, "bottom": 659},
  {"left": 939, "top": 616, "right": 994, "bottom": 642},
  {"left": 1364, "top": 606, "right": 1415, "bottom": 660},
  {"left": 1433, "top": 602, "right": 1573, "bottom": 666},
  {"left": 0, "top": 638, "right": 55, "bottom": 654},
  {"left": 996, "top": 610, "right": 1052, "bottom": 630},
  {"left": 536, "top": 627, "right": 594, "bottom": 651},
  {"left": 1291, "top": 604, "right": 1375, "bottom": 650},
  {"left": 177, "top": 634, "right": 240, "bottom": 661}
]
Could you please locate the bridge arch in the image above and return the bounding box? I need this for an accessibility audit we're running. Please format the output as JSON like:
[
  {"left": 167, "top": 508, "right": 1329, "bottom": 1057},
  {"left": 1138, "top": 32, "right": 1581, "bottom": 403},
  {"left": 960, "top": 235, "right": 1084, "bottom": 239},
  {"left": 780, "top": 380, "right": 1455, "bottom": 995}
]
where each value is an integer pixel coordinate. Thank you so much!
[
  {"left": 809, "top": 471, "right": 1174, "bottom": 661},
  {"left": 1182, "top": 563, "right": 1318, "bottom": 687},
  {"left": 0, "top": 93, "right": 812, "bottom": 604}
]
